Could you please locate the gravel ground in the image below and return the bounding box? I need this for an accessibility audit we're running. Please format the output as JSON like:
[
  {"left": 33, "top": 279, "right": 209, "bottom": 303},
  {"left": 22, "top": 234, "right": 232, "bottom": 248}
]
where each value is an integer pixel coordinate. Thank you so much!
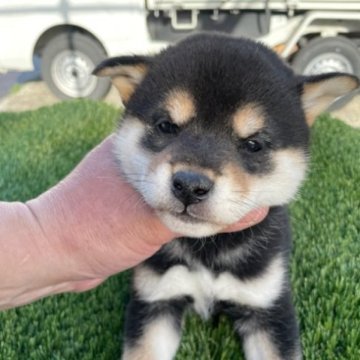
[{"left": 0, "top": 81, "right": 359, "bottom": 128}]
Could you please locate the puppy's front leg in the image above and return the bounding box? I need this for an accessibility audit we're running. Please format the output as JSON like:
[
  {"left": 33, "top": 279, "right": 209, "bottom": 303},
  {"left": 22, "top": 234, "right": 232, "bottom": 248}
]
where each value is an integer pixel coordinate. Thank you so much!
[
  {"left": 122, "top": 297, "right": 189, "bottom": 360},
  {"left": 231, "top": 291, "right": 302, "bottom": 360}
]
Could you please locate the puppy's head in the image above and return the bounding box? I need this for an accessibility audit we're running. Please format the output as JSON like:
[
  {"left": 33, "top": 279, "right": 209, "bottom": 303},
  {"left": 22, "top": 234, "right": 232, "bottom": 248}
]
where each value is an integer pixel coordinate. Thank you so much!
[{"left": 94, "top": 34, "right": 359, "bottom": 237}]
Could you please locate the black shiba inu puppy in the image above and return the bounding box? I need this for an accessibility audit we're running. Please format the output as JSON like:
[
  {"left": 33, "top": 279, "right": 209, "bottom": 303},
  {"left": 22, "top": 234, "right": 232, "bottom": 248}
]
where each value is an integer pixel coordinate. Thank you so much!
[{"left": 93, "top": 33, "right": 359, "bottom": 360}]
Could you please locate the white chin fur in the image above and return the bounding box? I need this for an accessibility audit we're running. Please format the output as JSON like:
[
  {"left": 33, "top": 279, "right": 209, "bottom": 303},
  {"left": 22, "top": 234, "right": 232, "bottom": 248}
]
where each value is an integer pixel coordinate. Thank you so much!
[{"left": 158, "top": 211, "right": 226, "bottom": 238}]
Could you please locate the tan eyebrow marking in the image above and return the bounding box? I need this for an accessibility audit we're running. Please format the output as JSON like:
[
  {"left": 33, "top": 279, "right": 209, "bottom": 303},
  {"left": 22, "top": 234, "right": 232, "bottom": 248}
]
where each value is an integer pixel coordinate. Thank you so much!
[
  {"left": 164, "top": 89, "right": 196, "bottom": 126},
  {"left": 233, "top": 103, "right": 265, "bottom": 138}
]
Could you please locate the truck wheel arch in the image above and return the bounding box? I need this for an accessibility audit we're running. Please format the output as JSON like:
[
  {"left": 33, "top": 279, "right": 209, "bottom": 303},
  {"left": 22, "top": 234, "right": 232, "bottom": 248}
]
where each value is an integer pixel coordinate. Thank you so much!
[{"left": 33, "top": 24, "right": 107, "bottom": 58}]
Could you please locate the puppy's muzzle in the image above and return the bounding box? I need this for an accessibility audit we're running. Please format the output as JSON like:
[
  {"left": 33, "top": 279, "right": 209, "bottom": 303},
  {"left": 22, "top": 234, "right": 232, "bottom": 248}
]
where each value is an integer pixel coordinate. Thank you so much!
[{"left": 171, "top": 171, "right": 214, "bottom": 206}]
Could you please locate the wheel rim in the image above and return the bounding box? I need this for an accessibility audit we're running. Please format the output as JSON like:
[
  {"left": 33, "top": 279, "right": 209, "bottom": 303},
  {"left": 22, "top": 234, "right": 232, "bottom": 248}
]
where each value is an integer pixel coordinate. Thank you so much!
[
  {"left": 303, "top": 52, "right": 354, "bottom": 75},
  {"left": 51, "top": 50, "right": 97, "bottom": 97}
]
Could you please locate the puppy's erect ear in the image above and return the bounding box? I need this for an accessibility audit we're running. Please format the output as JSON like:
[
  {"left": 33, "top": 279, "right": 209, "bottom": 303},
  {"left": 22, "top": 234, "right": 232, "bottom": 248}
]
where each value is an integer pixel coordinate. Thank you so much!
[
  {"left": 298, "top": 73, "right": 359, "bottom": 126},
  {"left": 92, "top": 56, "right": 151, "bottom": 105}
]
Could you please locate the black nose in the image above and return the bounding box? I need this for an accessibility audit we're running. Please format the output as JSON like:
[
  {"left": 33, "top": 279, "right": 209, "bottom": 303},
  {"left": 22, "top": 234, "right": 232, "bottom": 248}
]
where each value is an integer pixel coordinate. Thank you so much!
[{"left": 171, "top": 171, "right": 214, "bottom": 206}]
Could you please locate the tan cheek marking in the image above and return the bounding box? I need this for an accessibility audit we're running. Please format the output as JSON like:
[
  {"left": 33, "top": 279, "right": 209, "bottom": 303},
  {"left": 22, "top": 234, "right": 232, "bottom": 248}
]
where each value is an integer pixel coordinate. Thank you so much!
[
  {"left": 148, "top": 150, "right": 173, "bottom": 173},
  {"left": 222, "top": 163, "right": 250, "bottom": 195},
  {"left": 165, "top": 89, "right": 196, "bottom": 126},
  {"left": 233, "top": 103, "right": 265, "bottom": 138}
]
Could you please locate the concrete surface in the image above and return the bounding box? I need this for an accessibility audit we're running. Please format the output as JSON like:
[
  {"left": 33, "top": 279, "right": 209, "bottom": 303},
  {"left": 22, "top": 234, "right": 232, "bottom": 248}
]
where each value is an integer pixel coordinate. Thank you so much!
[{"left": 0, "top": 81, "right": 122, "bottom": 112}]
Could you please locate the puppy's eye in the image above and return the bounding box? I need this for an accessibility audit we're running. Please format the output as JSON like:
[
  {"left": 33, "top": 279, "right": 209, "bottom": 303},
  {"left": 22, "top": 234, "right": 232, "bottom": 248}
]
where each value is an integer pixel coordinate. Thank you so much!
[
  {"left": 244, "top": 139, "right": 262, "bottom": 152},
  {"left": 157, "top": 120, "right": 179, "bottom": 135}
]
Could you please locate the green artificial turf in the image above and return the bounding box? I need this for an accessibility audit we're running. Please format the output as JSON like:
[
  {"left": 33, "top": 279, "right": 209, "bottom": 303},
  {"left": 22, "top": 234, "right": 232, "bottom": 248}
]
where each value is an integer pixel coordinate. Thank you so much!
[{"left": 0, "top": 101, "right": 359, "bottom": 359}]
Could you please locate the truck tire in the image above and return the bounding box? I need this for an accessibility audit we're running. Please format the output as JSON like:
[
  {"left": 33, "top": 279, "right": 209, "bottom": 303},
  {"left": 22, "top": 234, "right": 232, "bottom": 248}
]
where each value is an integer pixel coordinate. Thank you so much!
[
  {"left": 41, "top": 32, "right": 110, "bottom": 100},
  {"left": 292, "top": 36, "right": 360, "bottom": 76}
]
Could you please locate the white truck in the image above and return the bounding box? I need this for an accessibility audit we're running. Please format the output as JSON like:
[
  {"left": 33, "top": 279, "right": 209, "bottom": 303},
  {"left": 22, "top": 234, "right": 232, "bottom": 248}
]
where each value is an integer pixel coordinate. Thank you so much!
[{"left": 1, "top": 0, "right": 359, "bottom": 99}]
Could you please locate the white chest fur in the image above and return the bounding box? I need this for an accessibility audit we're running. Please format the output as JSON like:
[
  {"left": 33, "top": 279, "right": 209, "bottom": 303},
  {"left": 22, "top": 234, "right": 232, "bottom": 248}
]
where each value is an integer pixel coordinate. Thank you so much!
[{"left": 134, "top": 256, "right": 285, "bottom": 318}]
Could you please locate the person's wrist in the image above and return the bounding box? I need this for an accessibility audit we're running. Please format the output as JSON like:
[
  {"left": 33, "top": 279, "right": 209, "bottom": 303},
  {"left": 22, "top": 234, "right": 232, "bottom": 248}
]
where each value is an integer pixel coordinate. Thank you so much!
[
  {"left": 25, "top": 192, "right": 98, "bottom": 282},
  {"left": 25, "top": 198, "right": 87, "bottom": 282},
  {"left": 0, "top": 201, "right": 84, "bottom": 309}
]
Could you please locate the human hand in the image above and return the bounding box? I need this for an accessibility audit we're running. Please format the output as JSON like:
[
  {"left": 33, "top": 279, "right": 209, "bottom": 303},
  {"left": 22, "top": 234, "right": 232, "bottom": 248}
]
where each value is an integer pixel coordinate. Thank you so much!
[
  {"left": 1, "top": 135, "right": 268, "bottom": 309},
  {"left": 28, "top": 135, "right": 268, "bottom": 290}
]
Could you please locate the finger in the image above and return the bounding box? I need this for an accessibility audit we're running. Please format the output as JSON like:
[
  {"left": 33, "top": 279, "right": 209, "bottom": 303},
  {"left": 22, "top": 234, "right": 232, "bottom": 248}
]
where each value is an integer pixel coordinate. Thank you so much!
[
  {"left": 224, "top": 207, "right": 269, "bottom": 232},
  {"left": 70, "top": 278, "right": 106, "bottom": 293}
]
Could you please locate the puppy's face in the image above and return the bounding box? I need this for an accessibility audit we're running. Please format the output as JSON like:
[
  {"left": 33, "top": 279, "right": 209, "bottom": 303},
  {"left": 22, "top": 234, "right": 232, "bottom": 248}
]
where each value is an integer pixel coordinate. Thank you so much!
[{"left": 94, "top": 34, "right": 359, "bottom": 237}]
